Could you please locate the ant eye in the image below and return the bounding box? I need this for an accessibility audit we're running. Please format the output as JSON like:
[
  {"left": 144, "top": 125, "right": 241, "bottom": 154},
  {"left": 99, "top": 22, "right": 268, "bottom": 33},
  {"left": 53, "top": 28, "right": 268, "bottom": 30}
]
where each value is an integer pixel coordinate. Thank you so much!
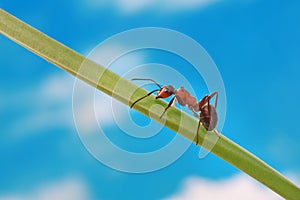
[{"left": 164, "top": 89, "right": 169, "bottom": 93}]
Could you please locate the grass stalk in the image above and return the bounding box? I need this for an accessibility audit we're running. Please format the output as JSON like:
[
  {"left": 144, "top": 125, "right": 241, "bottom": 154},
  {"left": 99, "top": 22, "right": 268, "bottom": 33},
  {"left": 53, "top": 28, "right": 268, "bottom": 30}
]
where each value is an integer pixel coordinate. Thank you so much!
[{"left": 1, "top": 9, "right": 299, "bottom": 199}]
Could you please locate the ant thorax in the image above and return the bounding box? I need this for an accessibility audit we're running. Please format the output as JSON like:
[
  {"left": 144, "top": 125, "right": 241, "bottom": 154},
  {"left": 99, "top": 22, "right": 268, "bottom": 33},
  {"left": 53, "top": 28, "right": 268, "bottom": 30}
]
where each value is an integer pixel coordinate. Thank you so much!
[{"left": 174, "top": 86, "right": 197, "bottom": 108}]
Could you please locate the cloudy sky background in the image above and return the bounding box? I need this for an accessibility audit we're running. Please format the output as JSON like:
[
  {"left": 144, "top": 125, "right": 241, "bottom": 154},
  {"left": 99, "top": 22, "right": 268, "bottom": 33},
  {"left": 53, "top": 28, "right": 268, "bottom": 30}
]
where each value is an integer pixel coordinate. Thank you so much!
[{"left": 1, "top": 0, "right": 300, "bottom": 199}]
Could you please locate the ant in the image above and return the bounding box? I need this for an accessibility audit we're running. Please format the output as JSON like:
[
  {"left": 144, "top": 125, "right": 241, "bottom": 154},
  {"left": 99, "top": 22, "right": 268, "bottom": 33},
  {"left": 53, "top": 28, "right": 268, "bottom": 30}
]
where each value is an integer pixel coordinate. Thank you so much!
[{"left": 130, "top": 78, "right": 219, "bottom": 145}]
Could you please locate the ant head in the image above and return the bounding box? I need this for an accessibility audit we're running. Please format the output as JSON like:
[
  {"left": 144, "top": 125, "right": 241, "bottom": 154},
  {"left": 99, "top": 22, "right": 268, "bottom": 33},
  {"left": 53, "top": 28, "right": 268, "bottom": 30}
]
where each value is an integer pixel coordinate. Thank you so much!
[{"left": 156, "top": 85, "right": 175, "bottom": 99}]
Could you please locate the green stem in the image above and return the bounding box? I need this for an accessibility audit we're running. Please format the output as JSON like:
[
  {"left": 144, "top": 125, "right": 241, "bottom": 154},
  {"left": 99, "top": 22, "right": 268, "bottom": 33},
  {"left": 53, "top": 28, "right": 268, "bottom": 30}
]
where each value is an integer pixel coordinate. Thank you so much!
[{"left": 1, "top": 9, "right": 299, "bottom": 199}]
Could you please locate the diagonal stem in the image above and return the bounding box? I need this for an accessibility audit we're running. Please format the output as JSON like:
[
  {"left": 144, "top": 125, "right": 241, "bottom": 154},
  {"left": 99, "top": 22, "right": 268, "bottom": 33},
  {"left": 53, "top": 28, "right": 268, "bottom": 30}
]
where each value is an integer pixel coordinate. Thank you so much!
[{"left": 0, "top": 9, "right": 299, "bottom": 199}]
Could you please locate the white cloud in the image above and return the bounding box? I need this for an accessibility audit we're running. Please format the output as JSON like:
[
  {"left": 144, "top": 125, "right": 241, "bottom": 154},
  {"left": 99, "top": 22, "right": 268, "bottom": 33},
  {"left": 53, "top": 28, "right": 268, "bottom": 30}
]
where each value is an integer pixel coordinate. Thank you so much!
[
  {"left": 285, "top": 172, "right": 300, "bottom": 187},
  {"left": 8, "top": 75, "right": 74, "bottom": 137},
  {"left": 85, "top": 0, "right": 219, "bottom": 14},
  {"left": 73, "top": 83, "right": 116, "bottom": 133},
  {"left": 87, "top": 43, "right": 146, "bottom": 75},
  {"left": 163, "top": 0, "right": 219, "bottom": 11},
  {"left": 164, "top": 173, "right": 282, "bottom": 200},
  {"left": 21, "top": 74, "right": 120, "bottom": 136},
  {"left": 0, "top": 177, "right": 90, "bottom": 200},
  {"left": 40, "top": 74, "right": 74, "bottom": 101}
]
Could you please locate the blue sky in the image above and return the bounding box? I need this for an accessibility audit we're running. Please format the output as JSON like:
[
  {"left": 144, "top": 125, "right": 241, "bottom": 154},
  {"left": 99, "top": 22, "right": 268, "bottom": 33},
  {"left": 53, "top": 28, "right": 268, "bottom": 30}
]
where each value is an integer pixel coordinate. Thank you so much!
[{"left": 1, "top": 0, "right": 300, "bottom": 199}]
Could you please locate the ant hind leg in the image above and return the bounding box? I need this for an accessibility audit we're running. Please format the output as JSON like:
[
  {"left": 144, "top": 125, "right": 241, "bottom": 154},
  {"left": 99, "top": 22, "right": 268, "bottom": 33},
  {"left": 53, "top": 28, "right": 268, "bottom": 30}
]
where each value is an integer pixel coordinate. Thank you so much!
[
  {"left": 192, "top": 110, "right": 199, "bottom": 118},
  {"left": 215, "top": 129, "right": 221, "bottom": 138},
  {"left": 207, "top": 91, "right": 218, "bottom": 109}
]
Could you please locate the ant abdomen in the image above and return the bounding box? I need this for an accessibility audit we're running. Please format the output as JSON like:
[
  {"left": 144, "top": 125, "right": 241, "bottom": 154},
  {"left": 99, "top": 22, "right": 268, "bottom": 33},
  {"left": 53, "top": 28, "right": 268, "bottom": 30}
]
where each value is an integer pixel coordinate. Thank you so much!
[{"left": 200, "top": 104, "right": 218, "bottom": 131}]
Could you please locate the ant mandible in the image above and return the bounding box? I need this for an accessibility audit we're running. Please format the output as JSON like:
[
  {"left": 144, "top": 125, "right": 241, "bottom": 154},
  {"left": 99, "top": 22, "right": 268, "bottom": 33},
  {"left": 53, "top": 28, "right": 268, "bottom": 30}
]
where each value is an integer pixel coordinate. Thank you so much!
[{"left": 130, "top": 78, "right": 219, "bottom": 145}]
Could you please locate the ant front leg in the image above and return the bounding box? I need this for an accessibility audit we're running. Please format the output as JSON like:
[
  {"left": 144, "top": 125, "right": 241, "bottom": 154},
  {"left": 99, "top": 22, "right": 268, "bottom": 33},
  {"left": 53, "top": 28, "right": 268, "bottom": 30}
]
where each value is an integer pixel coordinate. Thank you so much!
[
  {"left": 160, "top": 96, "right": 176, "bottom": 119},
  {"left": 131, "top": 89, "right": 160, "bottom": 108}
]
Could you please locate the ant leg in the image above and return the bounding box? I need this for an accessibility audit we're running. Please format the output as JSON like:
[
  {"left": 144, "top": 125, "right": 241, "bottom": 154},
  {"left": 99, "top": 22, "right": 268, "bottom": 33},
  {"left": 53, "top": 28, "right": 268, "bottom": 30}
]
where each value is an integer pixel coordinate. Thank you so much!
[
  {"left": 196, "top": 119, "right": 202, "bottom": 145},
  {"left": 173, "top": 98, "right": 178, "bottom": 107},
  {"left": 214, "top": 92, "right": 218, "bottom": 109},
  {"left": 130, "top": 89, "right": 160, "bottom": 108},
  {"left": 160, "top": 96, "right": 176, "bottom": 119},
  {"left": 215, "top": 129, "right": 221, "bottom": 138},
  {"left": 197, "top": 92, "right": 218, "bottom": 110},
  {"left": 207, "top": 92, "right": 218, "bottom": 109},
  {"left": 208, "top": 96, "right": 210, "bottom": 107},
  {"left": 197, "top": 95, "right": 209, "bottom": 110},
  {"left": 192, "top": 110, "right": 199, "bottom": 118}
]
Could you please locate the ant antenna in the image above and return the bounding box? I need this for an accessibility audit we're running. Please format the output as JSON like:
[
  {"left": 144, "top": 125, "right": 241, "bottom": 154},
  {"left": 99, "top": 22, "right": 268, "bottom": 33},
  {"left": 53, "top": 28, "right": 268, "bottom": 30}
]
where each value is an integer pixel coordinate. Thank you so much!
[{"left": 131, "top": 78, "right": 162, "bottom": 89}]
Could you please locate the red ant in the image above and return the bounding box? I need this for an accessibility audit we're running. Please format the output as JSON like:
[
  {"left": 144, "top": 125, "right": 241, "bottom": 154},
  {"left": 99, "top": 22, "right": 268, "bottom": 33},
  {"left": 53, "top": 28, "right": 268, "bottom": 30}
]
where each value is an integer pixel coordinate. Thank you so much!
[{"left": 130, "top": 78, "right": 219, "bottom": 145}]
